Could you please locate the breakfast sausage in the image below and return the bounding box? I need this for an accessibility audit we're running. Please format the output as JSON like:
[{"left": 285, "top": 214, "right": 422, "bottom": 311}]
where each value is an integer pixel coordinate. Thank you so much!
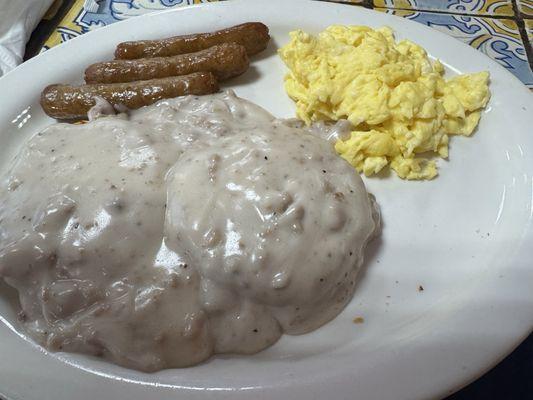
[
  {"left": 41, "top": 72, "right": 219, "bottom": 120},
  {"left": 85, "top": 43, "right": 249, "bottom": 84},
  {"left": 114, "top": 22, "right": 270, "bottom": 59}
]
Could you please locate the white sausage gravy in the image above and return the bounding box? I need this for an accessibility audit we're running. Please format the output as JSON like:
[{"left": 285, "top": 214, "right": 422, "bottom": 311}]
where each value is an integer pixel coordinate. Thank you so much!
[{"left": 0, "top": 91, "right": 379, "bottom": 371}]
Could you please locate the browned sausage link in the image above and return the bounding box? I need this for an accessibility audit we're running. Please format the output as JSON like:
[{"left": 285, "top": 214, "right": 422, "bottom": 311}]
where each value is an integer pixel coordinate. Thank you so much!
[
  {"left": 86, "top": 43, "right": 249, "bottom": 84},
  {"left": 40, "top": 72, "right": 218, "bottom": 120},
  {"left": 114, "top": 22, "right": 270, "bottom": 60}
]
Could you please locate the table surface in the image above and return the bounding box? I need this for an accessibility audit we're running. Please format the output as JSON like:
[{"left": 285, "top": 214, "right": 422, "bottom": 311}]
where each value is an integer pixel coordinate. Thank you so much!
[{"left": 20, "top": 1, "right": 533, "bottom": 399}]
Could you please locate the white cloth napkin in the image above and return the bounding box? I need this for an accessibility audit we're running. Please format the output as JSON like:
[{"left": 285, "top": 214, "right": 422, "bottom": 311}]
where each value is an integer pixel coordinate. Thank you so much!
[{"left": 0, "top": 0, "right": 54, "bottom": 76}]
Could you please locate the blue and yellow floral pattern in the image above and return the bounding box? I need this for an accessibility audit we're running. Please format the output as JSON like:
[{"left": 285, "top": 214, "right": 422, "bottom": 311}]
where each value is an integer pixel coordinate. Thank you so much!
[
  {"left": 42, "top": 0, "right": 219, "bottom": 49},
  {"left": 41, "top": 0, "right": 533, "bottom": 88},
  {"left": 517, "top": 0, "right": 533, "bottom": 16},
  {"left": 526, "top": 19, "right": 533, "bottom": 43},
  {"left": 374, "top": 0, "right": 514, "bottom": 16}
]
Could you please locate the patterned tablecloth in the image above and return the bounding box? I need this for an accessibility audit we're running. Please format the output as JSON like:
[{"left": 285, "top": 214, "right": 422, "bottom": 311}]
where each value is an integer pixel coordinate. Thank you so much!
[{"left": 38, "top": 0, "right": 533, "bottom": 89}]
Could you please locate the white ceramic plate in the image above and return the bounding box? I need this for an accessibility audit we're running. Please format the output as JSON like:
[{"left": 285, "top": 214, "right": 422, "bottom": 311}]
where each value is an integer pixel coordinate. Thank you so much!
[{"left": 0, "top": 1, "right": 532, "bottom": 399}]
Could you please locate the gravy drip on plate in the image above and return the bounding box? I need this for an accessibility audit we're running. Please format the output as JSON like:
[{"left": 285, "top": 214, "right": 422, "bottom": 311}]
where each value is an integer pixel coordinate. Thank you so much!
[{"left": 0, "top": 91, "right": 379, "bottom": 371}]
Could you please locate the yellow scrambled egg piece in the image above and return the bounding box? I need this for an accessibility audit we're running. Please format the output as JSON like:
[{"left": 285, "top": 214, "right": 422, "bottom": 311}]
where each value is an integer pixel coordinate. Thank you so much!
[{"left": 278, "top": 25, "right": 490, "bottom": 180}]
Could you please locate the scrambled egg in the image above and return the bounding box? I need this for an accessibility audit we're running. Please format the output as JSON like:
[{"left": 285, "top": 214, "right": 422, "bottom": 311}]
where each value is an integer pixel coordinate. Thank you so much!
[{"left": 278, "top": 25, "right": 490, "bottom": 180}]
